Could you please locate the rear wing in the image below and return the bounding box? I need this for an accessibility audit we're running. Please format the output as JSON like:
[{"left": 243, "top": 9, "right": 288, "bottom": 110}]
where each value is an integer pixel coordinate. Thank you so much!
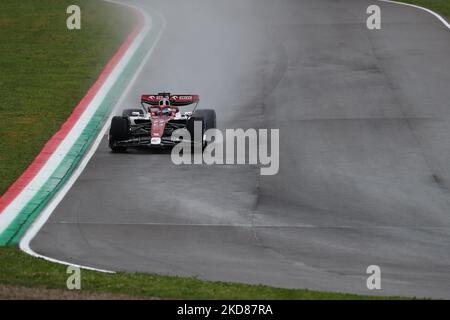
[{"left": 141, "top": 94, "right": 200, "bottom": 106}]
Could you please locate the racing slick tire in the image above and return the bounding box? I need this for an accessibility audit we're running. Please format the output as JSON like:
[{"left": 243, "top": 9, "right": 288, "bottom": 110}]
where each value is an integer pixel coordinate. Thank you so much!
[
  {"left": 193, "top": 109, "right": 216, "bottom": 130},
  {"left": 191, "top": 109, "right": 216, "bottom": 149},
  {"left": 122, "top": 109, "right": 143, "bottom": 117},
  {"left": 109, "top": 116, "right": 129, "bottom": 152},
  {"left": 187, "top": 116, "right": 205, "bottom": 150}
]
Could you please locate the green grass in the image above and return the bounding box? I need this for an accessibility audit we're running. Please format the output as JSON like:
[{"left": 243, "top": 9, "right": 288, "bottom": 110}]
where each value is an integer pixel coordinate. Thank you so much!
[
  {"left": 0, "top": 246, "right": 409, "bottom": 299},
  {"left": 0, "top": 0, "right": 135, "bottom": 195},
  {"left": 398, "top": 0, "right": 450, "bottom": 18}
]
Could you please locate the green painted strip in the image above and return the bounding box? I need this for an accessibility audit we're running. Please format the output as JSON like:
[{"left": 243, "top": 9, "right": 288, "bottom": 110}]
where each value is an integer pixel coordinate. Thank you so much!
[{"left": 0, "top": 12, "right": 163, "bottom": 245}]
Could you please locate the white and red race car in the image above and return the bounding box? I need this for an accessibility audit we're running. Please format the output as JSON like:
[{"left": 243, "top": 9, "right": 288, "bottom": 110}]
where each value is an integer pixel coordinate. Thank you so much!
[{"left": 108, "top": 92, "right": 216, "bottom": 152}]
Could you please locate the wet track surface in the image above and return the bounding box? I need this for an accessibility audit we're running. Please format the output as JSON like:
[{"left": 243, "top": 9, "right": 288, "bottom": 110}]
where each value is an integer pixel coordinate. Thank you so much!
[{"left": 31, "top": 0, "right": 450, "bottom": 298}]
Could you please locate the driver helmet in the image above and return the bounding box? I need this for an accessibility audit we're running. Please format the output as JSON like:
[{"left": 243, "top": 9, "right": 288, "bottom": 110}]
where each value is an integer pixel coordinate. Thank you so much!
[{"left": 159, "top": 97, "right": 171, "bottom": 107}]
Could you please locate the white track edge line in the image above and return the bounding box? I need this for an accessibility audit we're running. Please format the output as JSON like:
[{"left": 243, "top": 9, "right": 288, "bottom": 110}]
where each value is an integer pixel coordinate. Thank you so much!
[
  {"left": 19, "top": 2, "right": 166, "bottom": 273},
  {"left": 378, "top": 0, "right": 450, "bottom": 29}
]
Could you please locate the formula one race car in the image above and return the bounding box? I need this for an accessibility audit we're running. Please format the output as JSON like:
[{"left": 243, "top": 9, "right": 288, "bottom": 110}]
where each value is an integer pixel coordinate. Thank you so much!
[{"left": 108, "top": 93, "right": 216, "bottom": 152}]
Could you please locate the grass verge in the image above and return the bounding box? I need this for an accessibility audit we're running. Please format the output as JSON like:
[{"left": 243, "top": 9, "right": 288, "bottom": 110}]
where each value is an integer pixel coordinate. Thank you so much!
[
  {"left": 397, "top": 0, "right": 450, "bottom": 19},
  {"left": 0, "top": 0, "right": 135, "bottom": 195},
  {"left": 0, "top": 246, "right": 408, "bottom": 299}
]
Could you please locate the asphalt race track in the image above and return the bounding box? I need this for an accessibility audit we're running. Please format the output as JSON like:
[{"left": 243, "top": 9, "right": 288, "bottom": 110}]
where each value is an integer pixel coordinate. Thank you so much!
[{"left": 30, "top": 0, "right": 450, "bottom": 298}]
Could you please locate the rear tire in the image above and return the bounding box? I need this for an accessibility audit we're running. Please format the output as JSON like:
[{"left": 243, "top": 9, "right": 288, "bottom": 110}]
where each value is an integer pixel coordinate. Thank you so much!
[{"left": 109, "top": 116, "right": 129, "bottom": 152}]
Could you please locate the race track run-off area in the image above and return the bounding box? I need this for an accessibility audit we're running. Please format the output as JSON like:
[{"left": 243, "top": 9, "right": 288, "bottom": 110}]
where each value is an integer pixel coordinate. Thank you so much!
[{"left": 2, "top": 0, "right": 450, "bottom": 299}]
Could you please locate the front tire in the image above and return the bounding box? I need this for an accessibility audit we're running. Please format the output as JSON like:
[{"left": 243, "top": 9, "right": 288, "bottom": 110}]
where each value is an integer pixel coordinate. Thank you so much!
[
  {"left": 193, "top": 109, "right": 216, "bottom": 130},
  {"left": 187, "top": 116, "right": 205, "bottom": 150},
  {"left": 109, "top": 116, "right": 129, "bottom": 152},
  {"left": 191, "top": 109, "right": 216, "bottom": 149}
]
